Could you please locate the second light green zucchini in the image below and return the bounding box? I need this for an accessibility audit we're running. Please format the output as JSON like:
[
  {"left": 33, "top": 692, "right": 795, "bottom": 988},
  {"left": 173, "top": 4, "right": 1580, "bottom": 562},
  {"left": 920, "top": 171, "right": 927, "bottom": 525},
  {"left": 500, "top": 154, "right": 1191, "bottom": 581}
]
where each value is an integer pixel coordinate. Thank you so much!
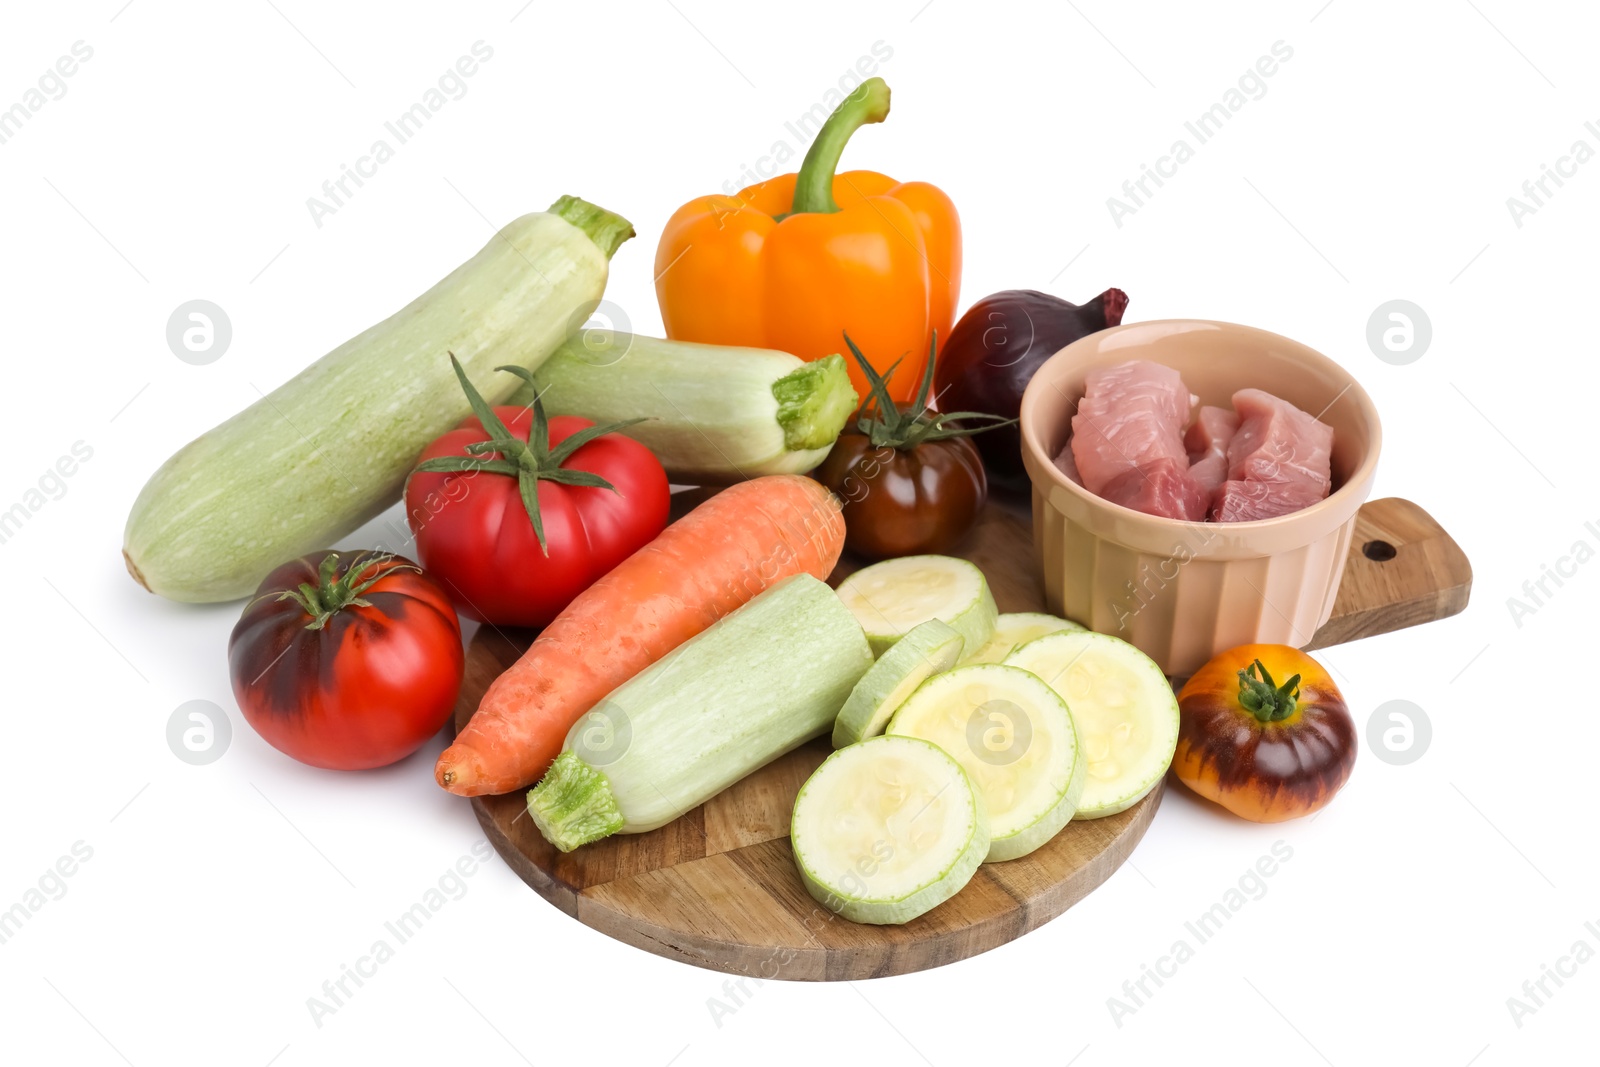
[{"left": 512, "top": 332, "right": 858, "bottom": 484}]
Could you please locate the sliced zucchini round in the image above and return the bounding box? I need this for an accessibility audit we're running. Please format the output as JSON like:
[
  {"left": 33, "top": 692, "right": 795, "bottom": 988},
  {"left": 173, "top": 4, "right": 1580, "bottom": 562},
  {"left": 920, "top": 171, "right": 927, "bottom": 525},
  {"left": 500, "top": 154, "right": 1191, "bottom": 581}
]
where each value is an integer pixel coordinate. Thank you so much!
[
  {"left": 888, "top": 664, "right": 1085, "bottom": 861},
  {"left": 963, "top": 612, "right": 1087, "bottom": 665},
  {"left": 834, "top": 555, "right": 997, "bottom": 659},
  {"left": 832, "top": 619, "right": 964, "bottom": 748},
  {"left": 1004, "top": 631, "right": 1178, "bottom": 819},
  {"left": 791, "top": 734, "right": 989, "bottom": 925}
]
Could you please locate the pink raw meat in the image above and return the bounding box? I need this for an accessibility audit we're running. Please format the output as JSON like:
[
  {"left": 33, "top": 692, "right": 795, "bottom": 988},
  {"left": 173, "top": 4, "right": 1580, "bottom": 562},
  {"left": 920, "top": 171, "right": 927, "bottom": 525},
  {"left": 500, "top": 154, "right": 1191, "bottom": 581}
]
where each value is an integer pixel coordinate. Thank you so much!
[
  {"left": 1211, "top": 388, "right": 1334, "bottom": 521},
  {"left": 1070, "top": 361, "right": 1202, "bottom": 519},
  {"left": 1100, "top": 458, "right": 1209, "bottom": 521},
  {"left": 1185, "top": 405, "right": 1239, "bottom": 504},
  {"left": 1212, "top": 479, "right": 1307, "bottom": 522}
]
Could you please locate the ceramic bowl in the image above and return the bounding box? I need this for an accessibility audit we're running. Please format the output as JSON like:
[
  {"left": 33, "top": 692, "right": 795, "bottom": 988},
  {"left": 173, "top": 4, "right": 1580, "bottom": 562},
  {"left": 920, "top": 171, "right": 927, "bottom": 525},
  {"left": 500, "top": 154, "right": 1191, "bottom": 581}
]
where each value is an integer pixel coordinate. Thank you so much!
[{"left": 1019, "top": 319, "right": 1382, "bottom": 676}]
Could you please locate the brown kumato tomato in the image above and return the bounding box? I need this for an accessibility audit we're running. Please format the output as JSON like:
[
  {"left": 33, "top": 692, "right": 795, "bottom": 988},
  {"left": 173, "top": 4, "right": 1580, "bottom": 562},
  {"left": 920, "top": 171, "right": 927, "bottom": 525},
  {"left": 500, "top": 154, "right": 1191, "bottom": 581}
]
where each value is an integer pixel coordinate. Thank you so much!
[
  {"left": 816, "top": 333, "right": 1009, "bottom": 560},
  {"left": 815, "top": 432, "right": 986, "bottom": 559}
]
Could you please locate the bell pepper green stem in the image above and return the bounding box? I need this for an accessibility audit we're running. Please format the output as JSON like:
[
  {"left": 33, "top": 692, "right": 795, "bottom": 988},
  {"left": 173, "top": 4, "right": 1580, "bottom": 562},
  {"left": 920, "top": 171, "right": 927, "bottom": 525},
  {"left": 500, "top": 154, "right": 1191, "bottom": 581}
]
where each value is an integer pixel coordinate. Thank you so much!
[{"left": 788, "top": 78, "right": 892, "bottom": 216}]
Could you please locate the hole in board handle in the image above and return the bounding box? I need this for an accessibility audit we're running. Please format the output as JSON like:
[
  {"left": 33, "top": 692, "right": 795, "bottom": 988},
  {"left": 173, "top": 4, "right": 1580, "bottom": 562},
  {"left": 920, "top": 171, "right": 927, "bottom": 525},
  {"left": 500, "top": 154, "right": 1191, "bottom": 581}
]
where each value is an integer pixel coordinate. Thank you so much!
[{"left": 1362, "top": 540, "right": 1398, "bottom": 562}]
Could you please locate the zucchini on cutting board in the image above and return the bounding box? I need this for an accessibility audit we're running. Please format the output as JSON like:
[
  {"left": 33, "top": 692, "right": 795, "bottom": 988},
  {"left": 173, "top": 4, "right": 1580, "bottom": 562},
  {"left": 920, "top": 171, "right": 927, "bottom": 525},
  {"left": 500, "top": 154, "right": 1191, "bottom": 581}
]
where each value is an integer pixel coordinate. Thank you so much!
[
  {"left": 123, "top": 196, "right": 631, "bottom": 603},
  {"left": 527, "top": 573, "right": 873, "bottom": 852}
]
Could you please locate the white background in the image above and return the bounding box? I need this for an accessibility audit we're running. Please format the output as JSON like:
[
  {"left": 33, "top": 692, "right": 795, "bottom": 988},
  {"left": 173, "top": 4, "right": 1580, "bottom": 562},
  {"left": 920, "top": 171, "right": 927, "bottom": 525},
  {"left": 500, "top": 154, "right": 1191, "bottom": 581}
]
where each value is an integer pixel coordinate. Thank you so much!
[{"left": 2, "top": 1, "right": 1595, "bottom": 1064}]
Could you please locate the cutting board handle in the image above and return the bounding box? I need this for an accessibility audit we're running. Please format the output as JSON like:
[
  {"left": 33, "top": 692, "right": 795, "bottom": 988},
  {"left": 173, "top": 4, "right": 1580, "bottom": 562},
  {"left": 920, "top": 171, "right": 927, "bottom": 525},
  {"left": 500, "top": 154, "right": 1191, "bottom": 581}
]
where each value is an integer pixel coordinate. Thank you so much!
[{"left": 1307, "top": 497, "right": 1472, "bottom": 651}]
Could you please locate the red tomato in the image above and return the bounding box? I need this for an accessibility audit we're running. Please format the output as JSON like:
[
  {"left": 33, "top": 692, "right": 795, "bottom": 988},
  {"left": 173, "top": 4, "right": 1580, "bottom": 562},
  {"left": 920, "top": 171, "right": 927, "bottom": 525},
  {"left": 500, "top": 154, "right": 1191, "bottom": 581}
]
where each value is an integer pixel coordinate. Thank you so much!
[
  {"left": 228, "top": 551, "right": 464, "bottom": 770},
  {"left": 404, "top": 403, "right": 669, "bottom": 627}
]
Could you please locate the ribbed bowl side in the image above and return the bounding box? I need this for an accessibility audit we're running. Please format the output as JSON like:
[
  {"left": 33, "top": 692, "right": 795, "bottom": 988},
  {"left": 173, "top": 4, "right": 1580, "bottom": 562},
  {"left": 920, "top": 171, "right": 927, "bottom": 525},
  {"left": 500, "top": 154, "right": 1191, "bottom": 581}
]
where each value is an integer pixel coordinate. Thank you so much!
[{"left": 1035, "top": 496, "right": 1365, "bottom": 677}]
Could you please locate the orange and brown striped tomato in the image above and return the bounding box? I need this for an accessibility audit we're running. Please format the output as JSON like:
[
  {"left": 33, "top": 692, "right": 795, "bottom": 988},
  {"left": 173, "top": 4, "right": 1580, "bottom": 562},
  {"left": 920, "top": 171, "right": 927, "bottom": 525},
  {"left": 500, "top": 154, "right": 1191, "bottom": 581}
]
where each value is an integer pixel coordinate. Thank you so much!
[
  {"left": 1173, "top": 644, "right": 1356, "bottom": 822},
  {"left": 229, "top": 550, "right": 464, "bottom": 770}
]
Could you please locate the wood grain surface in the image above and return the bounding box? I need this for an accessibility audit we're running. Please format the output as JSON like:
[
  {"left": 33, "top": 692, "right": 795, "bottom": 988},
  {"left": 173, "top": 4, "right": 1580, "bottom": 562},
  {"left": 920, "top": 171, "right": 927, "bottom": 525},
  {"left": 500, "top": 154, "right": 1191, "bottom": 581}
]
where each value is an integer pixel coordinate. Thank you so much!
[
  {"left": 1303, "top": 497, "right": 1472, "bottom": 650},
  {"left": 452, "top": 493, "right": 1469, "bottom": 980}
]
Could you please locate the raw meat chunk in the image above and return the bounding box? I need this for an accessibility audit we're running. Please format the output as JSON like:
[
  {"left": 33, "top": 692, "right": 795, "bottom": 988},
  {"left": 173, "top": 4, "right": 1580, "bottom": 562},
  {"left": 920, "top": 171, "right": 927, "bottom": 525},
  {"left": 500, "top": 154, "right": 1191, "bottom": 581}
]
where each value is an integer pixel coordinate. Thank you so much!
[
  {"left": 1212, "top": 389, "right": 1334, "bottom": 521},
  {"left": 1078, "top": 360, "right": 1192, "bottom": 427},
  {"left": 1185, "top": 405, "right": 1239, "bottom": 503},
  {"left": 1226, "top": 389, "right": 1333, "bottom": 484},
  {"left": 1212, "top": 479, "right": 1308, "bottom": 522},
  {"left": 1055, "top": 367, "right": 1337, "bottom": 524},
  {"left": 1185, "top": 404, "right": 1240, "bottom": 462},
  {"left": 1100, "top": 458, "right": 1209, "bottom": 521},
  {"left": 1070, "top": 361, "right": 1202, "bottom": 519}
]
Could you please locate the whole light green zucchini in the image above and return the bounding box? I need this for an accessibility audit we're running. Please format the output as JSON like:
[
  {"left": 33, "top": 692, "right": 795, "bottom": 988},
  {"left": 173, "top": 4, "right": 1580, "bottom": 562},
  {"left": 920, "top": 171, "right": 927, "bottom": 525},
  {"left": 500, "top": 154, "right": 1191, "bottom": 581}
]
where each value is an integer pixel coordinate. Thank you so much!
[
  {"left": 509, "top": 332, "right": 858, "bottom": 484},
  {"left": 123, "top": 196, "right": 632, "bottom": 603},
  {"left": 526, "top": 573, "right": 873, "bottom": 852}
]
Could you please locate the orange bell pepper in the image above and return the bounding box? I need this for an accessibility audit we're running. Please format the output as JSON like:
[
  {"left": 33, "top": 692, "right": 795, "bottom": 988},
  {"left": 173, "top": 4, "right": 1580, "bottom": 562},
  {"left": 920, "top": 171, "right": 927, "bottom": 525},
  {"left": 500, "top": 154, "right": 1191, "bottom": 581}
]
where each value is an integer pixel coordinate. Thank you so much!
[{"left": 654, "top": 78, "right": 961, "bottom": 404}]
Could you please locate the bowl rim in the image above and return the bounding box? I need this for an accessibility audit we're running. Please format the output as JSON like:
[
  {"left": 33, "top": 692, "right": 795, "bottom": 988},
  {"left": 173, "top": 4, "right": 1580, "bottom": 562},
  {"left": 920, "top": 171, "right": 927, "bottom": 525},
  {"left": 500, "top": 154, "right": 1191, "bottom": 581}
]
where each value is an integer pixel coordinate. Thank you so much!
[{"left": 1019, "top": 318, "right": 1384, "bottom": 531}]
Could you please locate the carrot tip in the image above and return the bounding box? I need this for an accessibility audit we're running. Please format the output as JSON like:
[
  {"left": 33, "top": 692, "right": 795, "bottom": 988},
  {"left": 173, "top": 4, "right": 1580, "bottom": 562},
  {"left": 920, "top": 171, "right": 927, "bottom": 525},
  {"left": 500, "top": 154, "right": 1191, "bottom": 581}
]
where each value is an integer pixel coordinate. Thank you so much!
[{"left": 436, "top": 745, "right": 484, "bottom": 795}]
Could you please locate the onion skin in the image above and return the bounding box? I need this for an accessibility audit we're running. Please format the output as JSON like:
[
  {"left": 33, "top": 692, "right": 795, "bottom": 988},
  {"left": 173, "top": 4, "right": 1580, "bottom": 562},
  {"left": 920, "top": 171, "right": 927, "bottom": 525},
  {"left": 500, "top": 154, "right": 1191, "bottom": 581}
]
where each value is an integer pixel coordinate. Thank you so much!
[
  {"left": 1173, "top": 644, "right": 1356, "bottom": 822},
  {"left": 933, "top": 288, "right": 1128, "bottom": 487}
]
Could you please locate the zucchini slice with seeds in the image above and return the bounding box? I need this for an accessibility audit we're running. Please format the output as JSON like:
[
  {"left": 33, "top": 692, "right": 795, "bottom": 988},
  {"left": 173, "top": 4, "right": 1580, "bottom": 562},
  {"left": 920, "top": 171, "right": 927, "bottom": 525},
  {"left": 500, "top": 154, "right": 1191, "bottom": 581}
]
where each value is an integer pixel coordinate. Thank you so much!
[
  {"left": 889, "top": 664, "right": 1085, "bottom": 861},
  {"left": 963, "top": 612, "right": 1086, "bottom": 665},
  {"left": 791, "top": 734, "right": 988, "bottom": 925},
  {"left": 834, "top": 555, "right": 996, "bottom": 659},
  {"left": 1005, "top": 630, "right": 1178, "bottom": 819}
]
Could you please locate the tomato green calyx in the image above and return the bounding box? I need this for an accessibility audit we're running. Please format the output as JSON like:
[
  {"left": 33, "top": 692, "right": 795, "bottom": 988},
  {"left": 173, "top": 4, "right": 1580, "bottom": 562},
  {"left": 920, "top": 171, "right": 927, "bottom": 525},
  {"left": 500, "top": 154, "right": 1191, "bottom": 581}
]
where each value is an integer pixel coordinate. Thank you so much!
[
  {"left": 410, "top": 355, "right": 648, "bottom": 557},
  {"left": 275, "top": 551, "right": 414, "bottom": 630},
  {"left": 785, "top": 77, "right": 891, "bottom": 218},
  {"left": 1237, "top": 658, "right": 1302, "bottom": 723},
  {"left": 843, "top": 332, "right": 1015, "bottom": 451}
]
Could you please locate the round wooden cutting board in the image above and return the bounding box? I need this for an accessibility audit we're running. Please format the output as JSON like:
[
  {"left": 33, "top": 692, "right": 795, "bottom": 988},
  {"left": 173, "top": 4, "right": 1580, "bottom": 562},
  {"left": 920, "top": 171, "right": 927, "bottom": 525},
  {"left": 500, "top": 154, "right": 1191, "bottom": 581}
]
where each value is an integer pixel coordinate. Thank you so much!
[{"left": 451, "top": 493, "right": 1469, "bottom": 981}]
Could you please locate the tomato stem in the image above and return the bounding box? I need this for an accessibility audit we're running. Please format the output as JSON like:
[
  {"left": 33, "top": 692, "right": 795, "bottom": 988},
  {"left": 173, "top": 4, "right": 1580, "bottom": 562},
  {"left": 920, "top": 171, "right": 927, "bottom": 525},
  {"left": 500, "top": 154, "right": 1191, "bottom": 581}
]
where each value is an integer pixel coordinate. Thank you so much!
[
  {"left": 842, "top": 332, "right": 1016, "bottom": 451},
  {"left": 1237, "top": 658, "right": 1301, "bottom": 722},
  {"left": 409, "top": 355, "right": 648, "bottom": 557},
  {"left": 275, "top": 551, "right": 416, "bottom": 630}
]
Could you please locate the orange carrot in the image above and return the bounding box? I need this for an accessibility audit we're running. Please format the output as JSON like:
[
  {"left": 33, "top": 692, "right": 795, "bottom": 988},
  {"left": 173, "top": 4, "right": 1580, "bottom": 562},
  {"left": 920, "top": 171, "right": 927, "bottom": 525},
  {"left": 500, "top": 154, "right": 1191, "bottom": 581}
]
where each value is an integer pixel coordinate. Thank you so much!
[{"left": 436, "top": 475, "right": 845, "bottom": 796}]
